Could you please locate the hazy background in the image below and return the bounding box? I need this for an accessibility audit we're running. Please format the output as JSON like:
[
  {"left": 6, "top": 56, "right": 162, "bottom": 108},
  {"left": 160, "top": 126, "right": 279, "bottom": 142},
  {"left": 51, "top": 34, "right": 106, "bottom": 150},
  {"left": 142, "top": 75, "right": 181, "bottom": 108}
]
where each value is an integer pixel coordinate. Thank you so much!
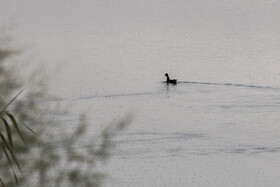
[
  {"left": 1, "top": 1, "right": 280, "bottom": 186},
  {"left": 1, "top": 0, "right": 280, "bottom": 97}
]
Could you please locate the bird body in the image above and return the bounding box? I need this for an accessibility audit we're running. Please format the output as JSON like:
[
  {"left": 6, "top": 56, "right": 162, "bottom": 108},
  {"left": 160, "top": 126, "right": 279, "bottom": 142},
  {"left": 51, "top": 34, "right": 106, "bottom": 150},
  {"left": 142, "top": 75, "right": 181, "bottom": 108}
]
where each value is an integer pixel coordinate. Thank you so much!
[{"left": 165, "top": 73, "right": 177, "bottom": 84}]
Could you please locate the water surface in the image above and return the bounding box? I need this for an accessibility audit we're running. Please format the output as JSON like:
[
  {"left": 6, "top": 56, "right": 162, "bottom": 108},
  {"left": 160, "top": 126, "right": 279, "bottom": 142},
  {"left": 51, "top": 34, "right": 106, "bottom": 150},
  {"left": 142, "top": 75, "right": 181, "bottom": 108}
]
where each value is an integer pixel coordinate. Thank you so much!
[{"left": 49, "top": 79, "right": 280, "bottom": 187}]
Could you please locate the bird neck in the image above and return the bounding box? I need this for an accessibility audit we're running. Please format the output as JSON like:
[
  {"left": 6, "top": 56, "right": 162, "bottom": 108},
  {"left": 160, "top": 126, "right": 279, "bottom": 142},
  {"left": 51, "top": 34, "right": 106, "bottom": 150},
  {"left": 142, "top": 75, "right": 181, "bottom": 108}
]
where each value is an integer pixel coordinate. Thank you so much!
[{"left": 166, "top": 75, "right": 170, "bottom": 81}]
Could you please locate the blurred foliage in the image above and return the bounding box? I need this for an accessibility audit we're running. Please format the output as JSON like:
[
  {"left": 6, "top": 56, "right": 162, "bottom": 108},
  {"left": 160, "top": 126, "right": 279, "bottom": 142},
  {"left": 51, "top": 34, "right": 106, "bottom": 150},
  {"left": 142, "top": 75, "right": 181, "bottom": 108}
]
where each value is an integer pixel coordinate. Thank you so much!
[
  {"left": 0, "top": 30, "right": 131, "bottom": 186},
  {"left": 0, "top": 89, "right": 27, "bottom": 185}
]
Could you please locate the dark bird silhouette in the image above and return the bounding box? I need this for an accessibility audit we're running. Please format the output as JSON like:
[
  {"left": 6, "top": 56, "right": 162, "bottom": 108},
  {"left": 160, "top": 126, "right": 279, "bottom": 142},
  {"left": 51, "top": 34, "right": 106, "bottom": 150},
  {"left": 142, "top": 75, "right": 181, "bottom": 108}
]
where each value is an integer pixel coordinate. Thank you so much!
[{"left": 165, "top": 73, "right": 177, "bottom": 84}]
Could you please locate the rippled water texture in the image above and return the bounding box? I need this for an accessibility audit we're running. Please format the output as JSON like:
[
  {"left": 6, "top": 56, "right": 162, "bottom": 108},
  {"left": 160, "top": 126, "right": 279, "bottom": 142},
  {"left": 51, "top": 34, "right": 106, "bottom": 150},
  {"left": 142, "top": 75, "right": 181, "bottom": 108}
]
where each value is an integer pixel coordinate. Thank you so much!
[{"left": 48, "top": 81, "right": 280, "bottom": 186}]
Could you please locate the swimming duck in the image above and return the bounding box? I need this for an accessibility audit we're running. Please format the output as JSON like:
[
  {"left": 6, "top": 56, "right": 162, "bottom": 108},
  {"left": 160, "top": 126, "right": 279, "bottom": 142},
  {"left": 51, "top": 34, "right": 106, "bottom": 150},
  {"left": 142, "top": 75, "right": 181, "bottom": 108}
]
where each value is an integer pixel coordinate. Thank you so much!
[{"left": 165, "top": 73, "right": 177, "bottom": 84}]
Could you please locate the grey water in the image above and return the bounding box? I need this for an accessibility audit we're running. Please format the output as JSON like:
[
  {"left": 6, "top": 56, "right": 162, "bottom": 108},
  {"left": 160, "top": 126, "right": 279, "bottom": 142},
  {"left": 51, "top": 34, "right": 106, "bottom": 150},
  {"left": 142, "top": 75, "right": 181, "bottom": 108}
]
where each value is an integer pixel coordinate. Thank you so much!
[
  {"left": 36, "top": 31, "right": 280, "bottom": 185},
  {"left": 48, "top": 79, "right": 280, "bottom": 187},
  {"left": 101, "top": 81, "right": 280, "bottom": 187}
]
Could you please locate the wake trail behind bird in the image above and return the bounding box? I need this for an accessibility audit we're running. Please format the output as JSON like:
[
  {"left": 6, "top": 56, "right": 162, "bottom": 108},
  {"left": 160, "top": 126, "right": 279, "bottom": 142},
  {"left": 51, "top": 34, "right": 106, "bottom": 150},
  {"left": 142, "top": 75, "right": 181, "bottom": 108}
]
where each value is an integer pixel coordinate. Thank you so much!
[
  {"left": 45, "top": 81, "right": 280, "bottom": 103},
  {"left": 177, "top": 81, "right": 280, "bottom": 90}
]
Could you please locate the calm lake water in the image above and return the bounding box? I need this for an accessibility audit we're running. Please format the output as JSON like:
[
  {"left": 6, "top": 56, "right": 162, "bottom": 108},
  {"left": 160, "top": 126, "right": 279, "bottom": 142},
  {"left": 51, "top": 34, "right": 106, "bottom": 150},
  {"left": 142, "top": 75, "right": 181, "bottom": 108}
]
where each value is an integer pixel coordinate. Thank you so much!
[
  {"left": 11, "top": 30, "right": 278, "bottom": 186},
  {"left": 49, "top": 74, "right": 280, "bottom": 187},
  {"left": 23, "top": 27, "right": 278, "bottom": 187}
]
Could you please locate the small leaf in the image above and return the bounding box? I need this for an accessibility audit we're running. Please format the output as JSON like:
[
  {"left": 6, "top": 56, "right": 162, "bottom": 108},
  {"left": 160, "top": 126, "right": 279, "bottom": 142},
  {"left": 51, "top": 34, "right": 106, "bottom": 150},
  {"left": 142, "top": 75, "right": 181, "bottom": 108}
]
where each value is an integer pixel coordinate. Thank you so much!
[
  {"left": 2, "top": 118, "right": 13, "bottom": 150},
  {"left": 0, "top": 134, "right": 22, "bottom": 173},
  {"left": 6, "top": 112, "right": 25, "bottom": 143},
  {"left": 12, "top": 169, "right": 19, "bottom": 184},
  {"left": 22, "top": 123, "right": 36, "bottom": 135},
  {"left": 0, "top": 88, "right": 25, "bottom": 114},
  {"left": 1, "top": 143, "right": 19, "bottom": 185},
  {"left": 1, "top": 141, "right": 13, "bottom": 170},
  {"left": 0, "top": 176, "right": 6, "bottom": 187}
]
